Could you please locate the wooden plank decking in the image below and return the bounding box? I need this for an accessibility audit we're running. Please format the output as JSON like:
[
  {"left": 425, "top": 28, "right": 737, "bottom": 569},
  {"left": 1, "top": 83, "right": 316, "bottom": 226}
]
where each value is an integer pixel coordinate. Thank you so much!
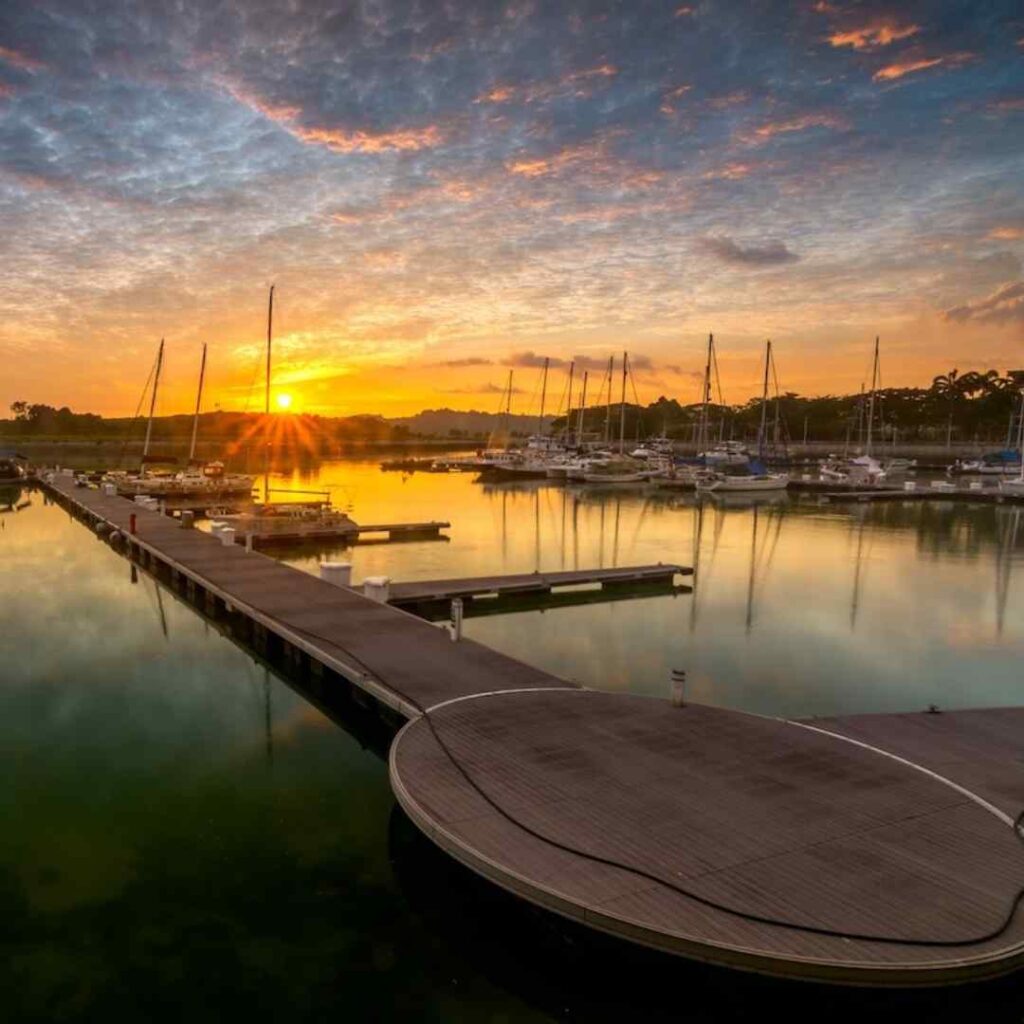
[
  {"left": 44, "top": 475, "right": 571, "bottom": 716},
  {"left": 387, "top": 564, "right": 689, "bottom": 606},
  {"left": 392, "top": 692, "right": 1024, "bottom": 985},
  {"left": 43, "top": 474, "right": 1024, "bottom": 986}
]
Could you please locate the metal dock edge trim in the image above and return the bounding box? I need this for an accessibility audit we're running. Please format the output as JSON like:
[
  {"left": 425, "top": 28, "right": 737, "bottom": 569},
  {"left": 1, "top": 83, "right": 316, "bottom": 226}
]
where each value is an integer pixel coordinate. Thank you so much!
[
  {"left": 44, "top": 481, "right": 421, "bottom": 719},
  {"left": 388, "top": 715, "right": 1024, "bottom": 987}
]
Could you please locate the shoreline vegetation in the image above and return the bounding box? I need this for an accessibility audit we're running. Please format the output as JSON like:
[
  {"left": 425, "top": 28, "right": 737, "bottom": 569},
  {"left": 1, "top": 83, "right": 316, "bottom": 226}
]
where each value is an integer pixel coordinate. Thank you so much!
[{"left": 4, "top": 367, "right": 1023, "bottom": 449}]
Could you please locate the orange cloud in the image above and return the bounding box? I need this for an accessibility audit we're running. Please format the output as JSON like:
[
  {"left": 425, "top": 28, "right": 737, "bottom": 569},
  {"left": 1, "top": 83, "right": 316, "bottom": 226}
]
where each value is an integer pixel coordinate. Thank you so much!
[
  {"left": 829, "top": 21, "right": 920, "bottom": 50},
  {"left": 507, "top": 157, "right": 552, "bottom": 177},
  {"left": 704, "top": 161, "right": 755, "bottom": 180},
  {"left": 988, "top": 226, "right": 1024, "bottom": 240},
  {"left": 217, "top": 76, "right": 442, "bottom": 153},
  {"left": 0, "top": 46, "right": 45, "bottom": 71},
  {"left": 991, "top": 97, "right": 1024, "bottom": 113},
  {"left": 476, "top": 64, "right": 617, "bottom": 105},
  {"left": 873, "top": 52, "right": 974, "bottom": 82},
  {"left": 742, "top": 112, "right": 844, "bottom": 143},
  {"left": 292, "top": 124, "right": 443, "bottom": 153},
  {"left": 674, "top": 5, "right": 695, "bottom": 16},
  {"left": 477, "top": 85, "right": 515, "bottom": 103}
]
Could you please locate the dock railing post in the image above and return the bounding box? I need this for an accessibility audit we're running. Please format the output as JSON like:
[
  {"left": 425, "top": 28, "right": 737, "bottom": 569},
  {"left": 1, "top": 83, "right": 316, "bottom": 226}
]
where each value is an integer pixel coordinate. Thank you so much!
[
  {"left": 129, "top": 513, "right": 137, "bottom": 535},
  {"left": 245, "top": 532, "right": 253, "bottom": 553},
  {"left": 180, "top": 510, "right": 195, "bottom": 529},
  {"left": 450, "top": 597, "right": 464, "bottom": 642},
  {"left": 670, "top": 669, "right": 686, "bottom": 707}
]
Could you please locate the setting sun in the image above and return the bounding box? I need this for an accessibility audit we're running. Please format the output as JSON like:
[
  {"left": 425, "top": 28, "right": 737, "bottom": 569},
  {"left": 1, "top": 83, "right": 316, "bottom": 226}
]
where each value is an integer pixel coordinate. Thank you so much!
[{"left": 276, "top": 393, "right": 293, "bottom": 411}]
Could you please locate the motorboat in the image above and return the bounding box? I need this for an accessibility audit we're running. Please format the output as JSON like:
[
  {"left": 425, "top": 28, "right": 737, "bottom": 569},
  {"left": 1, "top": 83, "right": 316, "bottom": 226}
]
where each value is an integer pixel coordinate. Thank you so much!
[
  {"left": 213, "top": 501, "right": 359, "bottom": 543},
  {"left": 582, "top": 458, "right": 649, "bottom": 484},
  {"left": 0, "top": 451, "right": 26, "bottom": 481},
  {"left": 949, "top": 451, "right": 1022, "bottom": 476},
  {"left": 698, "top": 441, "right": 750, "bottom": 467},
  {"left": 820, "top": 454, "right": 886, "bottom": 484},
  {"left": 696, "top": 468, "right": 789, "bottom": 492}
]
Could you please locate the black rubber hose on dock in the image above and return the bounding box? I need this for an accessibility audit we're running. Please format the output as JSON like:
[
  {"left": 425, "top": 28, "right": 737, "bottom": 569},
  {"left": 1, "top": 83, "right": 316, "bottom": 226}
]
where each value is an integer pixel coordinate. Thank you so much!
[{"left": 268, "top": 617, "right": 1024, "bottom": 950}]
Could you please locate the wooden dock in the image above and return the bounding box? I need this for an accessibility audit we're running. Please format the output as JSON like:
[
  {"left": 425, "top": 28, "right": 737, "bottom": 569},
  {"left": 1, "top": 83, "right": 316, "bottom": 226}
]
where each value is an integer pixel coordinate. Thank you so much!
[
  {"left": 387, "top": 565, "right": 689, "bottom": 606},
  {"left": 41, "top": 473, "right": 1024, "bottom": 987},
  {"left": 789, "top": 478, "right": 1024, "bottom": 504}
]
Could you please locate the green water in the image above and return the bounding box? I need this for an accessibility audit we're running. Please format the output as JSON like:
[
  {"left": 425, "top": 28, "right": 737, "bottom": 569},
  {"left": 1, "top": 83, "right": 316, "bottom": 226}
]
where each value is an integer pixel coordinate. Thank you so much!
[{"left": 2, "top": 465, "right": 1022, "bottom": 1021}]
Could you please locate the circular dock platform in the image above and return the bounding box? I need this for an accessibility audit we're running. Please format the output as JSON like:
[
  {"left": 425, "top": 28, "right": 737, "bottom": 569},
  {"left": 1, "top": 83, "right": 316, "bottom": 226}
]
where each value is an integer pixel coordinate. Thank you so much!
[{"left": 390, "top": 691, "right": 1024, "bottom": 986}]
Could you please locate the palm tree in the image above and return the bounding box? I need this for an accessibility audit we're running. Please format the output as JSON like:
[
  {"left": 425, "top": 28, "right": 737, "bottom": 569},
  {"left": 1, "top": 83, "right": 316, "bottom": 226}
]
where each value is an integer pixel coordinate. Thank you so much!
[{"left": 931, "top": 369, "right": 961, "bottom": 448}]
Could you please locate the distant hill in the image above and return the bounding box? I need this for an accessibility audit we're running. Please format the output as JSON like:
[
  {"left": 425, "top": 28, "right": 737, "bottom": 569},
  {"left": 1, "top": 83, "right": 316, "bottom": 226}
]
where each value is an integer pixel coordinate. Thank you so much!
[{"left": 389, "top": 408, "right": 555, "bottom": 439}]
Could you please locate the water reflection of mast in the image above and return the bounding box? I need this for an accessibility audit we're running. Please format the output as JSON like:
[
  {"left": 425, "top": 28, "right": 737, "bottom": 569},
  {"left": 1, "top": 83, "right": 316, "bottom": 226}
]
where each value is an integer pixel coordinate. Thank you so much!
[
  {"left": 849, "top": 511, "right": 870, "bottom": 631},
  {"left": 534, "top": 488, "right": 541, "bottom": 571},
  {"left": 264, "top": 666, "right": 274, "bottom": 767},
  {"left": 612, "top": 496, "right": 622, "bottom": 567},
  {"left": 744, "top": 505, "right": 784, "bottom": 635},
  {"left": 560, "top": 489, "right": 567, "bottom": 570},
  {"left": 501, "top": 489, "right": 508, "bottom": 564},
  {"left": 995, "top": 507, "right": 1021, "bottom": 636},
  {"left": 689, "top": 497, "right": 725, "bottom": 632}
]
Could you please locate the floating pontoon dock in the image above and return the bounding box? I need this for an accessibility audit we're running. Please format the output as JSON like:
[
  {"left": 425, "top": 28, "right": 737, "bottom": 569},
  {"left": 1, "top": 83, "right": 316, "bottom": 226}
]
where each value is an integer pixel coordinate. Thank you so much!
[{"left": 40, "top": 473, "right": 1024, "bottom": 987}]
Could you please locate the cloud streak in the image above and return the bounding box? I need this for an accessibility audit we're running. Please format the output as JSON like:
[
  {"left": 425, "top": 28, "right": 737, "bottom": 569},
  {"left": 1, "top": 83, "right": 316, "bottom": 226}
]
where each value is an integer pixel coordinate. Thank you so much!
[
  {"left": 699, "top": 236, "right": 800, "bottom": 267},
  {"left": 943, "top": 282, "right": 1024, "bottom": 324}
]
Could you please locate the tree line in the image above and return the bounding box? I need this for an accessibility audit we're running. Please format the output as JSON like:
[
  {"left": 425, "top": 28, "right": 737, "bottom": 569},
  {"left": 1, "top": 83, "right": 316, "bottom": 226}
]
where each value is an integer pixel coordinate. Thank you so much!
[
  {"left": 5, "top": 367, "right": 1024, "bottom": 445},
  {"left": 551, "top": 368, "right": 1024, "bottom": 446}
]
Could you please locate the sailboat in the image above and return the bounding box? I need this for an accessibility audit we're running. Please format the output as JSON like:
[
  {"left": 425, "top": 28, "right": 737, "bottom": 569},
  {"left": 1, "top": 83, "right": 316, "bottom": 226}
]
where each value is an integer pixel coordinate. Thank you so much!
[
  {"left": 696, "top": 340, "right": 788, "bottom": 493},
  {"left": 1000, "top": 391, "right": 1024, "bottom": 495},
  {"left": 214, "top": 287, "right": 358, "bottom": 542},
  {"left": 819, "top": 337, "right": 887, "bottom": 484},
  {"left": 581, "top": 353, "right": 652, "bottom": 482},
  {"left": 123, "top": 343, "right": 256, "bottom": 500}
]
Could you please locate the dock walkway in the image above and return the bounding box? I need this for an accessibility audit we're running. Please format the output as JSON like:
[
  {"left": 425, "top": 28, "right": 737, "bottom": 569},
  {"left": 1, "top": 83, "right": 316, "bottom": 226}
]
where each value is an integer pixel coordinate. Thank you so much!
[
  {"left": 43, "top": 474, "right": 1024, "bottom": 986},
  {"left": 387, "top": 564, "right": 689, "bottom": 607}
]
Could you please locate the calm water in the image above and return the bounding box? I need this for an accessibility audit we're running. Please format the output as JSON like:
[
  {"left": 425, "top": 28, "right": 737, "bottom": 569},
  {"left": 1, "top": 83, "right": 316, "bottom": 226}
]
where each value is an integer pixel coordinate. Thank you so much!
[{"left": 2, "top": 462, "right": 1022, "bottom": 1021}]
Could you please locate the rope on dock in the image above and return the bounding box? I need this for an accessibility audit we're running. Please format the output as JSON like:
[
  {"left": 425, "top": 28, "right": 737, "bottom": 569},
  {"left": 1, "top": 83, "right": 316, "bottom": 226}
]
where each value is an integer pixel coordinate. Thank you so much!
[{"left": 271, "top": 611, "right": 1024, "bottom": 950}]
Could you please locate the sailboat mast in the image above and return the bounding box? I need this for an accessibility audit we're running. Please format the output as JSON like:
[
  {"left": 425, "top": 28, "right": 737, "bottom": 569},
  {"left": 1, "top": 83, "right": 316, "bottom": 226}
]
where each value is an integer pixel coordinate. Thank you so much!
[
  {"left": 866, "top": 335, "right": 879, "bottom": 456},
  {"left": 265, "top": 286, "right": 274, "bottom": 417},
  {"left": 189, "top": 342, "right": 207, "bottom": 464},
  {"left": 1015, "top": 391, "right": 1024, "bottom": 482},
  {"left": 576, "top": 371, "right": 589, "bottom": 447},
  {"left": 619, "top": 351, "right": 628, "bottom": 454},
  {"left": 699, "top": 333, "right": 712, "bottom": 453},
  {"left": 538, "top": 357, "right": 549, "bottom": 436},
  {"left": 772, "top": 344, "right": 782, "bottom": 448},
  {"left": 758, "top": 339, "right": 770, "bottom": 460},
  {"left": 604, "top": 355, "right": 615, "bottom": 443},
  {"left": 142, "top": 338, "right": 164, "bottom": 471},
  {"left": 565, "top": 361, "right": 574, "bottom": 443},
  {"left": 264, "top": 286, "right": 274, "bottom": 501},
  {"left": 504, "top": 370, "right": 514, "bottom": 444}
]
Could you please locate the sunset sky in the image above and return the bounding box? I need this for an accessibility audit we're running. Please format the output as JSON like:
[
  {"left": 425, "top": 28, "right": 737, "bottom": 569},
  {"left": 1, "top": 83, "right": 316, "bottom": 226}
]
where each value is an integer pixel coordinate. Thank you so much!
[{"left": 1, "top": 0, "right": 1022, "bottom": 419}]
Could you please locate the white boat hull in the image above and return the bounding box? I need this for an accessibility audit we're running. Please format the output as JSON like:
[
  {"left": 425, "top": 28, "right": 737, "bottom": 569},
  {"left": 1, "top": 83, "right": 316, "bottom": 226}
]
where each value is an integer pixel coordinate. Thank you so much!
[{"left": 698, "top": 475, "right": 789, "bottom": 492}]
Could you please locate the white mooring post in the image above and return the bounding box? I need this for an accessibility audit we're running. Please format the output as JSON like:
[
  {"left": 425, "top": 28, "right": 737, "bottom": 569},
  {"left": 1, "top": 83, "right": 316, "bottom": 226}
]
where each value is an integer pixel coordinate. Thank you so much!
[
  {"left": 450, "top": 597, "right": 464, "bottom": 642},
  {"left": 363, "top": 576, "right": 391, "bottom": 603},
  {"left": 320, "top": 562, "right": 352, "bottom": 587},
  {"left": 670, "top": 669, "right": 686, "bottom": 707},
  {"left": 245, "top": 532, "right": 253, "bottom": 553},
  {"left": 219, "top": 527, "right": 236, "bottom": 547}
]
